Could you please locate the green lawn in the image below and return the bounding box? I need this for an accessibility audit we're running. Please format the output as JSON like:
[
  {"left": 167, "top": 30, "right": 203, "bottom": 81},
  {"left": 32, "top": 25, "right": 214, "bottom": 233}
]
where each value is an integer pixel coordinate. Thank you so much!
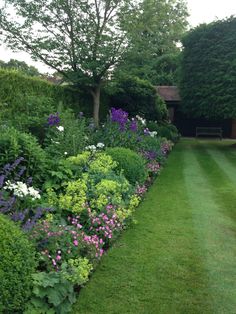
[{"left": 73, "top": 139, "right": 236, "bottom": 314}]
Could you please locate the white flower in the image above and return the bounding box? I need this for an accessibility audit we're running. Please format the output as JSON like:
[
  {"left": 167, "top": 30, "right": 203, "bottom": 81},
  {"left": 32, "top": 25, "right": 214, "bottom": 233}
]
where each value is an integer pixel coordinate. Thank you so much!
[
  {"left": 64, "top": 152, "right": 68, "bottom": 155},
  {"left": 4, "top": 180, "right": 40, "bottom": 200},
  {"left": 149, "top": 131, "right": 157, "bottom": 138},
  {"left": 51, "top": 139, "right": 60, "bottom": 144},
  {"left": 85, "top": 145, "right": 97, "bottom": 151},
  {"left": 136, "top": 115, "right": 146, "bottom": 126},
  {"left": 56, "top": 126, "right": 64, "bottom": 132},
  {"left": 28, "top": 187, "right": 41, "bottom": 200},
  {"left": 96, "top": 143, "right": 105, "bottom": 149}
]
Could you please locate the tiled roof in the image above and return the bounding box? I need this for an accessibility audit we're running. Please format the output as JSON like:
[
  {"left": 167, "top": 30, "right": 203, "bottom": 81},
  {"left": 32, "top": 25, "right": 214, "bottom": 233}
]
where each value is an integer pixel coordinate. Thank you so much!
[{"left": 156, "top": 86, "right": 181, "bottom": 102}]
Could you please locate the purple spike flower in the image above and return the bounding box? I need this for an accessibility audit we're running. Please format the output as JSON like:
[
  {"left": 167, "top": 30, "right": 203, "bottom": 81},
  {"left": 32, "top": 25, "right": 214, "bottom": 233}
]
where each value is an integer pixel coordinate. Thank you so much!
[{"left": 47, "top": 112, "right": 60, "bottom": 126}]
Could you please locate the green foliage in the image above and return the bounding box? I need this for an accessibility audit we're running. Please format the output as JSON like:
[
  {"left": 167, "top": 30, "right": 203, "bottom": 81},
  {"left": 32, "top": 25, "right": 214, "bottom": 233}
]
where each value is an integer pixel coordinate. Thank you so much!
[
  {"left": 107, "top": 75, "right": 168, "bottom": 121},
  {"left": 147, "top": 121, "right": 180, "bottom": 143},
  {"left": 116, "top": 0, "right": 188, "bottom": 82},
  {"left": 180, "top": 17, "right": 236, "bottom": 119},
  {"left": 43, "top": 159, "right": 75, "bottom": 192},
  {"left": 106, "top": 147, "right": 148, "bottom": 185},
  {"left": 0, "top": 58, "right": 41, "bottom": 76},
  {"left": 0, "top": 214, "right": 36, "bottom": 313},
  {"left": 0, "top": 94, "right": 55, "bottom": 141},
  {"left": 25, "top": 271, "right": 76, "bottom": 314},
  {"left": 92, "top": 121, "right": 140, "bottom": 151},
  {"left": 0, "top": 127, "right": 47, "bottom": 185},
  {"left": 151, "top": 53, "right": 181, "bottom": 85},
  {"left": 44, "top": 109, "right": 88, "bottom": 159}
]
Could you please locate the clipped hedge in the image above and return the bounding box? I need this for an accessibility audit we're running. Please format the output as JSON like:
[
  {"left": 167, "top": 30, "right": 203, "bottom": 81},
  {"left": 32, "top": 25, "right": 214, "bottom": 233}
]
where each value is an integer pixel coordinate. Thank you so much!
[
  {"left": 0, "top": 69, "right": 109, "bottom": 129},
  {"left": 0, "top": 214, "right": 36, "bottom": 313},
  {"left": 0, "top": 70, "right": 80, "bottom": 129},
  {"left": 106, "top": 147, "right": 148, "bottom": 185}
]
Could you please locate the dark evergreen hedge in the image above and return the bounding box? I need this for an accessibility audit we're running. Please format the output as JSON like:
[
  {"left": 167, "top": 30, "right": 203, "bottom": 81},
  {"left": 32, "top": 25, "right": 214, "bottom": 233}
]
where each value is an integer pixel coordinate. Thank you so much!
[{"left": 179, "top": 17, "right": 236, "bottom": 119}]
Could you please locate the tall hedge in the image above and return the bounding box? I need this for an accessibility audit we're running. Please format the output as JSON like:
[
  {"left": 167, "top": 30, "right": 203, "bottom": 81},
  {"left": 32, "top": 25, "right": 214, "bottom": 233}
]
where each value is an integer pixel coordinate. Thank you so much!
[
  {"left": 0, "top": 69, "right": 78, "bottom": 110},
  {"left": 180, "top": 17, "right": 236, "bottom": 119},
  {"left": 0, "top": 69, "right": 110, "bottom": 125}
]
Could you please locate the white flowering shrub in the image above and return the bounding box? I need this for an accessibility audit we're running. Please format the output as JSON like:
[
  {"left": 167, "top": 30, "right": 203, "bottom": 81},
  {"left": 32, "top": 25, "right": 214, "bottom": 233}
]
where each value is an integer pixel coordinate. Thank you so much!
[{"left": 4, "top": 181, "right": 41, "bottom": 200}]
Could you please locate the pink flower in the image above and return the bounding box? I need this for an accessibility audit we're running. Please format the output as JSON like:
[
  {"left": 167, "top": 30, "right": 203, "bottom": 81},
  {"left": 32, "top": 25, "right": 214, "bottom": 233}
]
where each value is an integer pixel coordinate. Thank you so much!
[
  {"left": 52, "top": 259, "right": 57, "bottom": 266},
  {"left": 73, "top": 240, "right": 78, "bottom": 246},
  {"left": 56, "top": 255, "right": 61, "bottom": 261}
]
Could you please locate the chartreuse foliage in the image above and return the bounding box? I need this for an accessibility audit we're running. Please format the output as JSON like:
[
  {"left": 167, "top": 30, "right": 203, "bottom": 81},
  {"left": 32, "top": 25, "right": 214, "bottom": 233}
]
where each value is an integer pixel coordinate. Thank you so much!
[
  {"left": 180, "top": 17, "right": 236, "bottom": 119},
  {"left": 48, "top": 152, "right": 138, "bottom": 221},
  {"left": 0, "top": 214, "right": 36, "bottom": 313}
]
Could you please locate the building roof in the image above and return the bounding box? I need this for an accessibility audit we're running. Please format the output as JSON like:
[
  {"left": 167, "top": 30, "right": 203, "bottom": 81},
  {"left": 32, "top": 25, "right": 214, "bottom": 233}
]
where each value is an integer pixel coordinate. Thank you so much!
[{"left": 156, "top": 86, "right": 181, "bottom": 102}]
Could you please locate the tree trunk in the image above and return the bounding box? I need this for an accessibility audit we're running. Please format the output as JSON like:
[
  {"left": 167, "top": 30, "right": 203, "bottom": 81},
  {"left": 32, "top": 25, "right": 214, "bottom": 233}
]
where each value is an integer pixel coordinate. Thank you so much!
[
  {"left": 91, "top": 84, "right": 101, "bottom": 128},
  {"left": 231, "top": 119, "right": 236, "bottom": 138}
]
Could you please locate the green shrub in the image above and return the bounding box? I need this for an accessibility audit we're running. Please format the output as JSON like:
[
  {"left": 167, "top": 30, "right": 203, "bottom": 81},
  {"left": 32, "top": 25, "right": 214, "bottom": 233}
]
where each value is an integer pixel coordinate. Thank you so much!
[
  {"left": 0, "top": 127, "right": 47, "bottom": 185},
  {"left": 147, "top": 121, "right": 180, "bottom": 143},
  {"left": 106, "top": 147, "right": 148, "bottom": 185},
  {"left": 0, "top": 214, "right": 36, "bottom": 313},
  {"left": 106, "top": 74, "right": 168, "bottom": 121}
]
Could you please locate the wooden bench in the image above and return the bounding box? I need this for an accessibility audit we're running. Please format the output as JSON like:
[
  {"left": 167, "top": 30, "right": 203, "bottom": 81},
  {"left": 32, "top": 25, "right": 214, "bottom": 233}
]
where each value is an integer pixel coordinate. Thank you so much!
[{"left": 196, "top": 127, "right": 222, "bottom": 139}]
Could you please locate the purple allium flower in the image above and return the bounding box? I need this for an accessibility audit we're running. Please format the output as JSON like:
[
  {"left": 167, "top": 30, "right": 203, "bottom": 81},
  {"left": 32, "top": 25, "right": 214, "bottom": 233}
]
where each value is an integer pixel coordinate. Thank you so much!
[
  {"left": 47, "top": 112, "right": 60, "bottom": 126},
  {"left": 110, "top": 108, "right": 129, "bottom": 131}
]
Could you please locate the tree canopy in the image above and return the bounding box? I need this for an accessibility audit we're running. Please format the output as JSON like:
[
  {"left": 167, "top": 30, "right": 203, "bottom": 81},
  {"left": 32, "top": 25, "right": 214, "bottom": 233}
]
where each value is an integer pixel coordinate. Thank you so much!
[
  {"left": 116, "top": 0, "right": 188, "bottom": 85},
  {"left": 0, "top": 0, "right": 136, "bottom": 125},
  {"left": 0, "top": 59, "right": 40, "bottom": 76},
  {"left": 179, "top": 17, "right": 236, "bottom": 119}
]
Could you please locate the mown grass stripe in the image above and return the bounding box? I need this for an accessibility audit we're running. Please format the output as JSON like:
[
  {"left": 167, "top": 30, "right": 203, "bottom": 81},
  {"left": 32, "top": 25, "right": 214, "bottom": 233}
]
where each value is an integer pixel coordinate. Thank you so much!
[{"left": 183, "top": 140, "right": 236, "bottom": 313}]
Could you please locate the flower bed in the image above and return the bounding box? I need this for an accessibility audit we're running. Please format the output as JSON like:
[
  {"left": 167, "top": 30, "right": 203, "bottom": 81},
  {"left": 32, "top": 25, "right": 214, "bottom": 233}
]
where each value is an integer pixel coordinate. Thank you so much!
[{"left": 0, "top": 108, "right": 175, "bottom": 313}]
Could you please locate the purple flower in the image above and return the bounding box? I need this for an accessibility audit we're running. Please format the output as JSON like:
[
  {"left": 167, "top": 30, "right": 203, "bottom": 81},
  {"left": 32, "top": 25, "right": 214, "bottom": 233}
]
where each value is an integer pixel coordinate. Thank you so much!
[
  {"left": 141, "top": 150, "right": 157, "bottom": 161},
  {"left": 47, "top": 113, "right": 60, "bottom": 126},
  {"left": 110, "top": 108, "right": 129, "bottom": 131},
  {"left": 130, "top": 119, "right": 138, "bottom": 132},
  {"left": 144, "top": 128, "right": 150, "bottom": 136}
]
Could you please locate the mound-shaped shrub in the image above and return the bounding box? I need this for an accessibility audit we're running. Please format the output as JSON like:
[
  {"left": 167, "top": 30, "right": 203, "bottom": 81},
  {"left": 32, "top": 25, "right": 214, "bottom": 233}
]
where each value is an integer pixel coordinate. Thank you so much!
[
  {"left": 106, "top": 147, "right": 148, "bottom": 185},
  {"left": 0, "top": 214, "right": 36, "bottom": 313}
]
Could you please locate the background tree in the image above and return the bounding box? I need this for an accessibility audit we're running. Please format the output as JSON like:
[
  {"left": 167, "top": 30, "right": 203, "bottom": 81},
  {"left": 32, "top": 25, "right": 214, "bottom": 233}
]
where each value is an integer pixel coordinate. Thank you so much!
[
  {"left": 0, "top": 59, "right": 40, "bottom": 76},
  {"left": 0, "top": 0, "right": 135, "bottom": 126},
  {"left": 179, "top": 17, "right": 236, "bottom": 119},
  {"left": 106, "top": 74, "right": 168, "bottom": 121},
  {"left": 115, "top": 0, "right": 188, "bottom": 84}
]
